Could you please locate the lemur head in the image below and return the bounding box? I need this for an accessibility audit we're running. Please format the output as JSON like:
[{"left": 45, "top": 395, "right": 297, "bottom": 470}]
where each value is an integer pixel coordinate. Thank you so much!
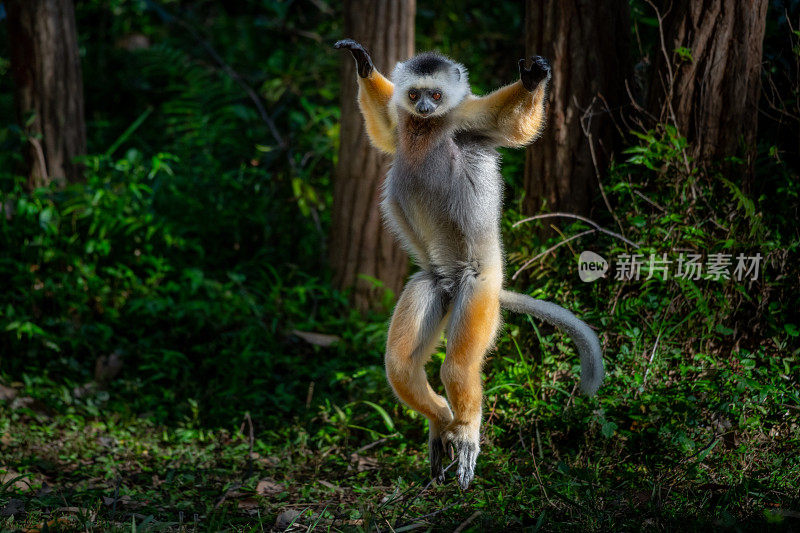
[{"left": 391, "top": 52, "right": 469, "bottom": 118}]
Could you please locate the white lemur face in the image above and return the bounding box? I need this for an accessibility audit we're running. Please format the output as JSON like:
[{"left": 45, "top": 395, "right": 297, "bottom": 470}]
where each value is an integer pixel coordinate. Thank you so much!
[{"left": 390, "top": 52, "right": 469, "bottom": 118}]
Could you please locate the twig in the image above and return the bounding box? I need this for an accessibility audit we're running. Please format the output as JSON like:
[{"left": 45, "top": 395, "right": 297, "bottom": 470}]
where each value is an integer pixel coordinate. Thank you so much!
[
  {"left": 354, "top": 433, "right": 399, "bottom": 455},
  {"left": 634, "top": 190, "right": 666, "bottom": 212},
  {"left": 641, "top": 330, "right": 662, "bottom": 388},
  {"left": 453, "top": 510, "right": 481, "bottom": 533},
  {"left": 399, "top": 501, "right": 461, "bottom": 529},
  {"left": 625, "top": 78, "right": 656, "bottom": 122},
  {"left": 521, "top": 428, "right": 552, "bottom": 505},
  {"left": 393, "top": 460, "right": 457, "bottom": 524},
  {"left": 577, "top": 95, "right": 626, "bottom": 238},
  {"left": 596, "top": 91, "right": 627, "bottom": 139},
  {"left": 305, "top": 381, "right": 315, "bottom": 409},
  {"left": 511, "top": 229, "right": 595, "bottom": 280},
  {"left": 213, "top": 481, "right": 241, "bottom": 510},
  {"left": 535, "top": 421, "right": 544, "bottom": 460},
  {"left": 484, "top": 395, "right": 499, "bottom": 426},
  {"left": 240, "top": 412, "right": 255, "bottom": 481},
  {"left": 150, "top": 2, "right": 285, "bottom": 149},
  {"left": 645, "top": 0, "right": 692, "bottom": 174},
  {"left": 609, "top": 282, "right": 626, "bottom": 316},
  {"left": 513, "top": 212, "right": 639, "bottom": 248}
]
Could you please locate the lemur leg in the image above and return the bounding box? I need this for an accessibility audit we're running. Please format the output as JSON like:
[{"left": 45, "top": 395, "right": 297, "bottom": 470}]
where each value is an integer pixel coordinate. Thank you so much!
[
  {"left": 440, "top": 265, "right": 502, "bottom": 489},
  {"left": 385, "top": 271, "right": 453, "bottom": 482}
]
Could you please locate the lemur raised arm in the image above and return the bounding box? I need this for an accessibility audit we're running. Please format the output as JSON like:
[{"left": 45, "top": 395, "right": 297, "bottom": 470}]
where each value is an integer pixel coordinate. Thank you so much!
[{"left": 335, "top": 39, "right": 604, "bottom": 490}]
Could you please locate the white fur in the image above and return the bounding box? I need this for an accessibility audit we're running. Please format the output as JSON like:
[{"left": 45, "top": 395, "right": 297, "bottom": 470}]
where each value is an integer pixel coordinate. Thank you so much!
[{"left": 390, "top": 59, "right": 470, "bottom": 117}]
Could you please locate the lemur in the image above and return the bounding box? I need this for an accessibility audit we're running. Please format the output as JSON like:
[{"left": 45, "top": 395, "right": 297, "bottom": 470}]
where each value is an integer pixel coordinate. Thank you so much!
[{"left": 335, "top": 39, "right": 604, "bottom": 490}]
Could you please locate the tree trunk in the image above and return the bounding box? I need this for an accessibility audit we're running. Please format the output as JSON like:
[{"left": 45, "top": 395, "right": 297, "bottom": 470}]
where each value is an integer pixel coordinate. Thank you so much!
[
  {"left": 6, "top": 0, "right": 87, "bottom": 189},
  {"left": 647, "top": 0, "right": 768, "bottom": 166},
  {"left": 523, "top": 0, "right": 630, "bottom": 218},
  {"left": 331, "top": 0, "right": 414, "bottom": 312}
]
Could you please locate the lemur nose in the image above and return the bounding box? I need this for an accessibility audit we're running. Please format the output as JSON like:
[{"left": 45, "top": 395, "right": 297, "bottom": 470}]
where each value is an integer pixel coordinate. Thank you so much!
[{"left": 417, "top": 103, "right": 433, "bottom": 115}]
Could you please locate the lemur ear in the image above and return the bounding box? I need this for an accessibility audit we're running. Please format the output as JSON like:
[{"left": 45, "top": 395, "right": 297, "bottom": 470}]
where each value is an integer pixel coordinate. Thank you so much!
[{"left": 453, "top": 66, "right": 461, "bottom": 81}]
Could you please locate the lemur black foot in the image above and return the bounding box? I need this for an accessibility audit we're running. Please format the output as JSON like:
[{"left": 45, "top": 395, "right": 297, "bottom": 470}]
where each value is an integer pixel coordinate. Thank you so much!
[
  {"left": 429, "top": 436, "right": 447, "bottom": 484},
  {"left": 519, "top": 55, "right": 551, "bottom": 92},
  {"left": 334, "top": 39, "right": 374, "bottom": 78}
]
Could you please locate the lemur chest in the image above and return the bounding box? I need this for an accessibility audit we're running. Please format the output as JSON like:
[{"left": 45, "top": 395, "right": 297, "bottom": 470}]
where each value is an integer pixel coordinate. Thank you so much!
[
  {"left": 392, "top": 135, "right": 495, "bottom": 198},
  {"left": 387, "top": 133, "right": 502, "bottom": 241}
]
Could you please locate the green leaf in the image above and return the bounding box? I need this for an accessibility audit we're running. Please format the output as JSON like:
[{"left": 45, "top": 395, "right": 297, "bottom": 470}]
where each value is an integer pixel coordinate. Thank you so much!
[
  {"left": 715, "top": 324, "right": 734, "bottom": 336},
  {"left": 601, "top": 421, "right": 617, "bottom": 438},
  {"left": 362, "top": 400, "right": 395, "bottom": 431}
]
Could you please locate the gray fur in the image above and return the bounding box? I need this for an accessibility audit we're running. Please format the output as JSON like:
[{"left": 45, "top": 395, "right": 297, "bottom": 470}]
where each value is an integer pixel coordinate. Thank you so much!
[{"left": 499, "top": 290, "right": 604, "bottom": 395}]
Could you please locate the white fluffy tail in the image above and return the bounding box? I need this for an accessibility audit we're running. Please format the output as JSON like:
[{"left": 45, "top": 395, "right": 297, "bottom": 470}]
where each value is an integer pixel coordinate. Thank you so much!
[{"left": 499, "top": 290, "right": 604, "bottom": 395}]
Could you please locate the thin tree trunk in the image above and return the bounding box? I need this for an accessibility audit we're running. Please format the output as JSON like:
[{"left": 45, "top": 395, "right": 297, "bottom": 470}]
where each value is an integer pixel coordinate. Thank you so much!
[
  {"left": 524, "top": 0, "right": 630, "bottom": 218},
  {"left": 6, "top": 0, "right": 87, "bottom": 189},
  {"left": 331, "top": 0, "right": 414, "bottom": 312},
  {"left": 647, "top": 0, "right": 767, "bottom": 168}
]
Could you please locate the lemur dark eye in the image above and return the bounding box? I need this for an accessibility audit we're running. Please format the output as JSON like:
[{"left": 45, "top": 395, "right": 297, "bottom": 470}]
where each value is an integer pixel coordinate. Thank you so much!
[
  {"left": 408, "top": 90, "right": 419, "bottom": 101},
  {"left": 432, "top": 91, "right": 442, "bottom": 101}
]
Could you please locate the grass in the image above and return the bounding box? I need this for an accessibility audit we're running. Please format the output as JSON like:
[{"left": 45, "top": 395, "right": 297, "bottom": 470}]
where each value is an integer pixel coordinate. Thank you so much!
[{"left": 2, "top": 324, "right": 798, "bottom": 532}]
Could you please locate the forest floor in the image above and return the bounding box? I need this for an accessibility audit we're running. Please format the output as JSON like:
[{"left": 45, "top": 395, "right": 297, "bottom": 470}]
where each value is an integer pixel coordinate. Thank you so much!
[{"left": 1, "top": 358, "right": 799, "bottom": 533}]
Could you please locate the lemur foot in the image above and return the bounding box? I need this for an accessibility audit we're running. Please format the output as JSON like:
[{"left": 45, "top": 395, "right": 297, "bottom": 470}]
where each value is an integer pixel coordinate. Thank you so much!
[
  {"left": 429, "top": 436, "right": 447, "bottom": 484},
  {"left": 442, "top": 429, "right": 479, "bottom": 489},
  {"left": 519, "top": 55, "right": 552, "bottom": 92},
  {"left": 334, "top": 39, "right": 374, "bottom": 78},
  {"left": 453, "top": 437, "right": 478, "bottom": 490}
]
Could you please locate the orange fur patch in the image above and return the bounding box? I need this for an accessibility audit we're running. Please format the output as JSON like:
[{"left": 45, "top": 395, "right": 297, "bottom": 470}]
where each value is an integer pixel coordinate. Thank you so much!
[
  {"left": 455, "top": 80, "right": 547, "bottom": 148},
  {"left": 442, "top": 284, "right": 500, "bottom": 424},
  {"left": 385, "top": 291, "right": 452, "bottom": 427},
  {"left": 358, "top": 71, "right": 397, "bottom": 154}
]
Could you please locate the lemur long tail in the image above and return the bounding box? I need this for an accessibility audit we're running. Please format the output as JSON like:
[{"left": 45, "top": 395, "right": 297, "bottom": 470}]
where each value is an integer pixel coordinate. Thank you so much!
[{"left": 499, "top": 290, "right": 604, "bottom": 396}]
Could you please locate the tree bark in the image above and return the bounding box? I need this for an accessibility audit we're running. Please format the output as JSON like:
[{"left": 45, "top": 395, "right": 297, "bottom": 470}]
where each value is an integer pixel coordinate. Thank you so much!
[
  {"left": 331, "top": 0, "right": 414, "bottom": 312},
  {"left": 647, "top": 0, "right": 768, "bottom": 165},
  {"left": 523, "top": 0, "right": 630, "bottom": 218},
  {"left": 6, "top": 0, "right": 87, "bottom": 189}
]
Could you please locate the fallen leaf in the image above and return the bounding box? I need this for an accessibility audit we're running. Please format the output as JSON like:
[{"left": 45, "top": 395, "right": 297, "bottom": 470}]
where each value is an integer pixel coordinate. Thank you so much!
[
  {"left": 291, "top": 330, "right": 340, "bottom": 347},
  {"left": 256, "top": 478, "right": 283, "bottom": 496},
  {"left": 248, "top": 451, "right": 279, "bottom": 467},
  {"left": 318, "top": 479, "right": 343, "bottom": 492},
  {"left": 0, "top": 469, "right": 32, "bottom": 491},
  {"left": 349, "top": 453, "right": 379, "bottom": 472},
  {"left": 21, "top": 516, "right": 73, "bottom": 533},
  {"left": 275, "top": 509, "right": 302, "bottom": 530},
  {"left": 9, "top": 396, "right": 52, "bottom": 416},
  {"left": 238, "top": 497, "right": 260, "bottom": 515},
  {"left": 102, "top": 494, "right": 139, "bottom": 508},
  {"left": 0, "top": 384, "right": 17, "bottom": 401}
]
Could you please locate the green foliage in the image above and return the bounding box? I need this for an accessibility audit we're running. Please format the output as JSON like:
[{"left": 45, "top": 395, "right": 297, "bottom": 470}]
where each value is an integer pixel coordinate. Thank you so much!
[
  {"left": 1, "top": 0, "right": 799, "bottom": 530},
  {"left": 674, "top": 46, "right": 694, "bottom": 63}
]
